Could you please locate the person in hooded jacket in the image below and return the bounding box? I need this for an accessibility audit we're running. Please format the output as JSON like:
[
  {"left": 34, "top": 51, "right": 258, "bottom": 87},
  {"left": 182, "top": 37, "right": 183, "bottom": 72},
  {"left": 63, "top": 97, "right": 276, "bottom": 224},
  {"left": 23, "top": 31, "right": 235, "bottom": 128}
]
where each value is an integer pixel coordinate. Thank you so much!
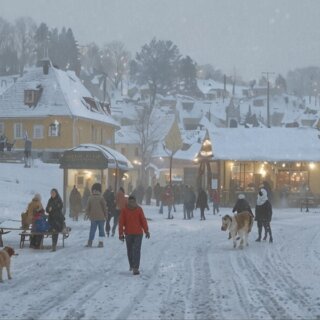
[
  {"left": 255, "top": 188, "right": 273, "bottom": 243},
  {"left": 233, "top": 193, "right": 253, "bottom": 215},
  {"left": 112, "top": 187, "right": 127, "bottom": 237},
  {"left": 46, "top": 188, "right": 65, "bottom": 251},
  {"left": 119, "top": 195, "right": 150, "bottom": 275},
  {"left": 196, "top": 188, "right": 209, "bottom": 220},
  {"left": 21, "top": 193, "right": 43, "bottom": 229},
  {"left": 85, "top": 183, "right": 108, "bottom": 247}
]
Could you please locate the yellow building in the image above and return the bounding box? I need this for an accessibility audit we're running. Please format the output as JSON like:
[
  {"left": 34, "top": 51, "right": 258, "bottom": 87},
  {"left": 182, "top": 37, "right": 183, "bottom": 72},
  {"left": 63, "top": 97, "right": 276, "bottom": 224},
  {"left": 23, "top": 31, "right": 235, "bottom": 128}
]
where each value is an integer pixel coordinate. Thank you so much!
[{"left": 0, "top": 62, "right": 119, "bottom": 161}]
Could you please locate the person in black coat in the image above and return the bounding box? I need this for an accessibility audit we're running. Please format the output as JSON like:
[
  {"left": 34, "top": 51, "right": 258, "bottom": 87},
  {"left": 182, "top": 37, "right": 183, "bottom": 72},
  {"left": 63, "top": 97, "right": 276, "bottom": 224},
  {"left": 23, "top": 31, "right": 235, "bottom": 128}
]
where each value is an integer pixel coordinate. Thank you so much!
[
  {"left": 46, "top": 188, "right": 65, "bottom": 251},
  {"left": 255, "top": 188, "right": 273, "bottom": 243},
  {"left": 103, "top": 186, "right": 116, "bottom": 237},
  {"left": 196, "top": 188, "right": 209, "bottom": 220},
  {"left": 233, "top": 194, "right": 253, "bottom": 215}
]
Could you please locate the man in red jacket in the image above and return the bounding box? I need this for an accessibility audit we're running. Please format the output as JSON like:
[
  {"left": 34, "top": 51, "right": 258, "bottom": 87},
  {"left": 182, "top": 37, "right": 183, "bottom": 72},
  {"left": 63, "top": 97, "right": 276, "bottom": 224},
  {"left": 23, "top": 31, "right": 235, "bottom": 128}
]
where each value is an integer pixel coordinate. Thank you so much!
[{"left": 119, "top": 195, "right": 150, "bottom": 275}]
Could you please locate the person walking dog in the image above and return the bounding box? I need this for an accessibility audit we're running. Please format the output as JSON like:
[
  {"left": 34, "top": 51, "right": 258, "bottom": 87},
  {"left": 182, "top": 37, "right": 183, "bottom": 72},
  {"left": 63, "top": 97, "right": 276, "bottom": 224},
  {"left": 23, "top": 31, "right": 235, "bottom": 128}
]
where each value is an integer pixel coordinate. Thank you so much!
[{"left": 119, "top": 195, "right": 150, "bottom": 275}]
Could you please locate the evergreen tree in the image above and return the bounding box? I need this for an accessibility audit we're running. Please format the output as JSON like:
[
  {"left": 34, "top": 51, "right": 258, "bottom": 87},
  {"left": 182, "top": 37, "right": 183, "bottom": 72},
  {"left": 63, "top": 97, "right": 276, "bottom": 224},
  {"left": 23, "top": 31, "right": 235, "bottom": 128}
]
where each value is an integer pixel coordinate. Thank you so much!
[
  {"left": 66, "top": 28, "right": 81, "bottom": 75},
  {"left": 133, "top": 38, "right": 181, "bottom": 107},
  {"left": 178, "top": 55, "right": 198, "bottom": 95},
  {"left": 275, "top": 74, "right": 287, "bottom": 93},
  {"left": 34, "top": 22, "right": 49, "bottom": 62}
]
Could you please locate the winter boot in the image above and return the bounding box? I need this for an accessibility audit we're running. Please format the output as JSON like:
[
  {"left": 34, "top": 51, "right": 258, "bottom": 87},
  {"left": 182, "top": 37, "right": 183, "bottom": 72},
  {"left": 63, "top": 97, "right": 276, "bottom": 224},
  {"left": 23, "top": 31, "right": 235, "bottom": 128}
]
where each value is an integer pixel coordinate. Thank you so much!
[
  {"left": 133, "top": 268, "right": 140, "bottom": 275},
  {"left": 98, "top": 241, "right": 104, "bottom": 248},
  {"left": 256, "top": 226, "right": 262, "bottom": 242},
  {"left": 263, "top": 234, "right": 267, "bottom": 241},
  {"left": 85, "top": 240, "right": 93, "bottom": 247},
  {"left": 98, "top": 237, "right": 104, "bottom": 247},
  {"left": 269, "top": 236, "right": 273, "bottom": 243}
]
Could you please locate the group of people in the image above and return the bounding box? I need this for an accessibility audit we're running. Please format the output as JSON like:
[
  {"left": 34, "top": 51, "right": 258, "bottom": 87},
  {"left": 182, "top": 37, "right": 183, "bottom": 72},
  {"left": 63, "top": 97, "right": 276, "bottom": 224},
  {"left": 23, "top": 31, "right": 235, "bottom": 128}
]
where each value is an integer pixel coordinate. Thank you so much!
[
  {"left": 157, "top": 184, "right": 219, "bottom": 221},
  {"left": 22, "top": 189, "right": 65, "bottom": 251}
]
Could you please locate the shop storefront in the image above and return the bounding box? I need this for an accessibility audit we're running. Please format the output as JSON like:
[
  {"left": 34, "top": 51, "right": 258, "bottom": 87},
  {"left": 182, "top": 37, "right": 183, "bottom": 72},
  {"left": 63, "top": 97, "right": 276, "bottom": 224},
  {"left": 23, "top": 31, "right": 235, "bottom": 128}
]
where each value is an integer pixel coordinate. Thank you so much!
[
  {"left": 59, "top": 144, "right": 132, "bottom": 213},
  {"left": 197, "top": 127, "right": 320, "bottom": 207}
]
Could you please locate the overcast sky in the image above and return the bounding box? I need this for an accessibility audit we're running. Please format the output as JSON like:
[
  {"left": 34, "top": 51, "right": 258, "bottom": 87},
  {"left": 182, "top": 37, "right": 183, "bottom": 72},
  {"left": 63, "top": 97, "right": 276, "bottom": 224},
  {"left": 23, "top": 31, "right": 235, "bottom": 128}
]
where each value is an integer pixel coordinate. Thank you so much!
[{"left": 1, "top": 0, "right": 320, "bottom": 80}]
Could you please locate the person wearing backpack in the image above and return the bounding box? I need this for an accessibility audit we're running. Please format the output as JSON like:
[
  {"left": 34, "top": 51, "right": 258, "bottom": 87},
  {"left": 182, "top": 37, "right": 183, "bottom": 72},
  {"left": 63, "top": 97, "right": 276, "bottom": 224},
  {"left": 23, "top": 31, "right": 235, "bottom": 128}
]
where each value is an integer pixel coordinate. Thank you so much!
[{"left": 85, "top": 183, "right": 108, "bottom": 248}]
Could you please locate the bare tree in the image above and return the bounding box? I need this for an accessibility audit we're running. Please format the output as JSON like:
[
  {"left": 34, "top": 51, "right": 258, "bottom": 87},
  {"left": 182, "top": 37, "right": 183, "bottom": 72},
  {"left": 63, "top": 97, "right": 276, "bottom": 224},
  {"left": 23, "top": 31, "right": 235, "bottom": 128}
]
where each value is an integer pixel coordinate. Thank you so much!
[
  {"left": 134, "top": 106, "right": 158, "bottom": 185},
  {"left": 14, "top": 17, "right": 37, "bottom": 75}
]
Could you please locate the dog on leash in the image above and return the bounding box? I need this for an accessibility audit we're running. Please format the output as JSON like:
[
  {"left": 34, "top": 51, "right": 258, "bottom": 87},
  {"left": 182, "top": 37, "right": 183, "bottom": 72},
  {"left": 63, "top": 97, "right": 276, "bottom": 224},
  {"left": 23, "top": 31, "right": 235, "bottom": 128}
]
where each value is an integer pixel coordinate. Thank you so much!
[
  {"left": 221, "top": 211, "right": 253, "bottom": 249},
  {"left": 0, "top": 246, "right": 17, "bottom": 282}
]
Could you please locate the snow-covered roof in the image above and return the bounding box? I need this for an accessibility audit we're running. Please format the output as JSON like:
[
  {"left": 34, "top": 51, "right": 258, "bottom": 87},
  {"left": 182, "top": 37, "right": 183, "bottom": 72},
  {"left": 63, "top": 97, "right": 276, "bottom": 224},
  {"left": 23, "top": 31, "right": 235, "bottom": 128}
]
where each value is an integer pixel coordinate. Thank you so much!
[
  {"left": 0, "top": 67, "right": 119, "bottom": 128},
  {"left": 208, "top": 127, "right": 320, "bottom": 162},
  {"left": 115, "top": 109, "right": 176, "bottom": 148},
  {"left": 174, "top": 142, "right": 202, "bottom": 161},
  {"left": 0, "top": 75, "right": 16, "bottom": 95},
  {"left": 67, "top": 144, "right": 133, "bottom": 170}
]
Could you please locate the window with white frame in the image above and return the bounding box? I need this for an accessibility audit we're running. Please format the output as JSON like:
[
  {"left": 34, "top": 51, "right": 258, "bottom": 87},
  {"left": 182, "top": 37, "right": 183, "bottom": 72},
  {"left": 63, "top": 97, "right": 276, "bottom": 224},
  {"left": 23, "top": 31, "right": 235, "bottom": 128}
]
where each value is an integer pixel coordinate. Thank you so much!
[
  {"left": 33, "top": 125, "right": 44, "bottom": 139},
  {"left": 0, "top": 122, "right": 4, "bottom": 135},
  {"left": 14, "top": 123, "right": 23, "bottom": 139},
  {"left": 48, "top": 120, "right": 60, "bottom": 137}
]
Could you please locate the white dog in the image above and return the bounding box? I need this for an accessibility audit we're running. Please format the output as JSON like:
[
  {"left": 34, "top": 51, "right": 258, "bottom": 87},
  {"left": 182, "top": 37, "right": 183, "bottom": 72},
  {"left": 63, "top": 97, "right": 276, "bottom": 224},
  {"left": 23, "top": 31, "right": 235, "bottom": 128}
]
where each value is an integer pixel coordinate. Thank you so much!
[{"left": 221, "top": 211, "right": 253, "bottom": 249}]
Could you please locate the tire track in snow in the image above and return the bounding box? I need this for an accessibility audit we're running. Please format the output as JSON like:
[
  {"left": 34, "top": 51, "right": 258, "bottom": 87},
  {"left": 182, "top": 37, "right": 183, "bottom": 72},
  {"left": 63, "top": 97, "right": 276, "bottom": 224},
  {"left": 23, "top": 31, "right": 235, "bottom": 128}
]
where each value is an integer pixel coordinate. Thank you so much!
[
  {"left": 190, "top": 244, "right": 215, "bottom": 320},
  {"left": 238, "top": 253, "right": 301, "bottom": 319},
  {"left": 114, "top": 240, "right": 168, "bottom": 320}
]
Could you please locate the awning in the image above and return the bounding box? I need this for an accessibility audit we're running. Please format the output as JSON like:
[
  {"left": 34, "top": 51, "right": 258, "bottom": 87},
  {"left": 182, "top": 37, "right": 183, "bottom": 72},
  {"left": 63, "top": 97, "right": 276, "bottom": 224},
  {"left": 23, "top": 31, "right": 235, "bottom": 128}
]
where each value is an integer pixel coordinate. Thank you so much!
[{"left": 59, "top": 144, "right": 133, "bottom": 170}]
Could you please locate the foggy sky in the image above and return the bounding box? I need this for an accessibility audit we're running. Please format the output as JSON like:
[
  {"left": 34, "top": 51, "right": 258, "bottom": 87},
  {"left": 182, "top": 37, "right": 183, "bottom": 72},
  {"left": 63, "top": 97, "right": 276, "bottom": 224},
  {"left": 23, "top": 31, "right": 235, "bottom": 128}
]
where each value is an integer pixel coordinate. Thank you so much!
[{"left": 1, "top": 0, "right": 320, "bottom": 80}]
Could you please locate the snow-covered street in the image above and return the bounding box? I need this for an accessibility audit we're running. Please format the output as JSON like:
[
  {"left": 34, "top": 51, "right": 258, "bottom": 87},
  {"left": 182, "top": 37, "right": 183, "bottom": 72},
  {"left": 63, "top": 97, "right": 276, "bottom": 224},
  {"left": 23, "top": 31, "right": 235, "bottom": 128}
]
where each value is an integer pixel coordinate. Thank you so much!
[{"left": 0, "top": 163, "right": 320, "bottom": 320}]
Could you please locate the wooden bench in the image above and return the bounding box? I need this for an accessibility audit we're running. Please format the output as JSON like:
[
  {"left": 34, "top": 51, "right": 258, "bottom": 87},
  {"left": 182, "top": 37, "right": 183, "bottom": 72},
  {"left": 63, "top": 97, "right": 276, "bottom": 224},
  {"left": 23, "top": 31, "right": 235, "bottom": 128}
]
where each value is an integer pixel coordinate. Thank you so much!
[{"left": 19, "top": 228, "right": 71, "bottom": 249}]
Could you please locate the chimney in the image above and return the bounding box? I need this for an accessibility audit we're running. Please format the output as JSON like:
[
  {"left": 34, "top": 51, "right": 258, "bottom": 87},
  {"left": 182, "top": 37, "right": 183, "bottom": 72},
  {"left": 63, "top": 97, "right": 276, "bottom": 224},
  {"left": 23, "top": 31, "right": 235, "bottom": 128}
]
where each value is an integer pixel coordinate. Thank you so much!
[{"left": 41, "top": 58, "right": 51, "bottom": 75}]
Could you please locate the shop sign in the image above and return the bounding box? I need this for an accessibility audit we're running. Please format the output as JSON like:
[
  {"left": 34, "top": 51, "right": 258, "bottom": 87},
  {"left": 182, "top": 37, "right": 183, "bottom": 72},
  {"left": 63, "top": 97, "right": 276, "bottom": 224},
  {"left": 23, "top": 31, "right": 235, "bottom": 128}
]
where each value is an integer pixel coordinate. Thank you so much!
[{"left": 59, "top": 151, "right": 108, "bottom": 169}]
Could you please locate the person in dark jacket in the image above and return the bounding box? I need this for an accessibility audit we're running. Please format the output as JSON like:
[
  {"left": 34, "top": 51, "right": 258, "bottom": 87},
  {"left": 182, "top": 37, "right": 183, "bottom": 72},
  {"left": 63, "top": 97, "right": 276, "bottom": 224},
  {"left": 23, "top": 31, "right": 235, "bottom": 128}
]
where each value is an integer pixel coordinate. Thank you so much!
[
  {"left": 233, "top": 194, "right": 253, "bottom": 215},
  {"left": 154, "top": 183, "right": 161, "bottom": 207},
  {"left": 145, "top": 186, "right": 152, "bottom": 205},
  {"left": 211, "top": 189, "right": 220, "bottom": 215},
  {"left": 255, "top": 188, "right": 273, "bottom": 243},
  {"left": 103, "top": 186, "right": 116, "bottom": 237},
  {"left": 196, "top": 188, "right": 209, "bottom": 220},
  {"left": 69, "top": 185, "right": 82, "bottom": 221},
  {"left": 183, "top": 186, "right": 196, "bottom": 219},
  {"left": 46, "top": 188, "right": 65, "bottom": 251},
  {"left": 119, "top": 195, "right": 150, "bottom": 275}
]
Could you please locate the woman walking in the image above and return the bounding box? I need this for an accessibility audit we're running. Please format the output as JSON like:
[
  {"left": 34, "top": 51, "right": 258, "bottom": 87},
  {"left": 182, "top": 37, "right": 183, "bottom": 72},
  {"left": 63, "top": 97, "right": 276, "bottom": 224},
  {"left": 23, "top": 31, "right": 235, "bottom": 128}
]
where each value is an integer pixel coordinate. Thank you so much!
[
  {"left": 46, "top": 188, "right": 64, "bottom": 251},
  {"left": 255, "top": 188, "right": 273, "bottom": 243},
  {"left": 85, "top": 183, "right": 108, "bottom": 248}
]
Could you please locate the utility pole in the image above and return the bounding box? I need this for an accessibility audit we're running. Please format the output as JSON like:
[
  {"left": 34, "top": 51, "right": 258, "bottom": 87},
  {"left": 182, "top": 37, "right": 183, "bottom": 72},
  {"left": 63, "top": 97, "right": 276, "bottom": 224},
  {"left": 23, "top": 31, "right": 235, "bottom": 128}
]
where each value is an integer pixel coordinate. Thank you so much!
[{"left": 262, "top": 72, "right": 275, "bottom": 127}]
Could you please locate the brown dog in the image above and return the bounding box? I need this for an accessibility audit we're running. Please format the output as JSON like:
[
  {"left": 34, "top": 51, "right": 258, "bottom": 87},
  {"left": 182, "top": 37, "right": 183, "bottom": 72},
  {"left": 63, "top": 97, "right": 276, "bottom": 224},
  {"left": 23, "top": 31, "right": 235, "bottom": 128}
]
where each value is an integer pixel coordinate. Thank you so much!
[{"left": 0, "top": 246, "right": 16, "bottom": 282}]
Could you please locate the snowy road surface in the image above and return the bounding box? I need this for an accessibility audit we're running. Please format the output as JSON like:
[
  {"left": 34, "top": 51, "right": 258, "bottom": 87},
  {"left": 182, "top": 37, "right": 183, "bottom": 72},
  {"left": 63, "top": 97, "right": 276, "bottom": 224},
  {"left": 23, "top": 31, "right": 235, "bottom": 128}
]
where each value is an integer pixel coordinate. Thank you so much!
[{"left": 0, "top": 163, "right": 320, "bottom": 320}]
